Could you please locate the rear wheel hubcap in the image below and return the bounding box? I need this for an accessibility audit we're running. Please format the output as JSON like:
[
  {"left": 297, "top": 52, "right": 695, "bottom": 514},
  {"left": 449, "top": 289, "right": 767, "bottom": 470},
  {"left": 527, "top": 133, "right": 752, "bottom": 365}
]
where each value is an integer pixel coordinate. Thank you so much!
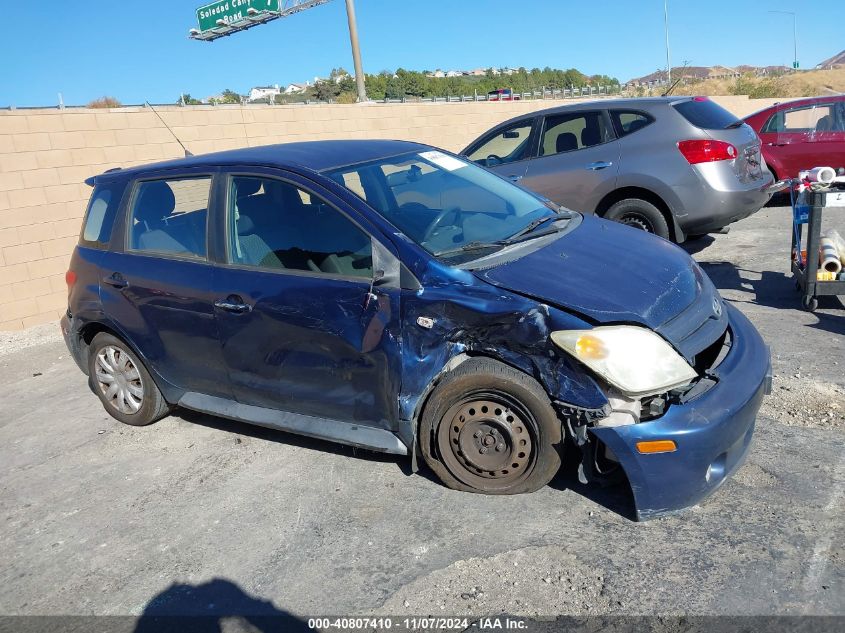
[{"left": 95, "top": 345, "right": 144, "bottom": 415}]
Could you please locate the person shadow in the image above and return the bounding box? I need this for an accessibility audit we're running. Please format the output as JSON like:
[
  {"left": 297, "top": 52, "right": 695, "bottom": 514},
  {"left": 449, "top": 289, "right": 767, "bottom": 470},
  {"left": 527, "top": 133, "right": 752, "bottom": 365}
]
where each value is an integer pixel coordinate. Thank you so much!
[{"left": 133, "top": 578, "right": 310, "bottom": 633}]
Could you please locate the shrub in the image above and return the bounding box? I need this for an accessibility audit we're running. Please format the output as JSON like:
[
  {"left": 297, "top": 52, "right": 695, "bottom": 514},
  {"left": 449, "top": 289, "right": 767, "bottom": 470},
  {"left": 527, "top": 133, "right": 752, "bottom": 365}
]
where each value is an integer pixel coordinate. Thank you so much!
[{"left": 87, "top": 96, "right": 122, "bottom": 108}]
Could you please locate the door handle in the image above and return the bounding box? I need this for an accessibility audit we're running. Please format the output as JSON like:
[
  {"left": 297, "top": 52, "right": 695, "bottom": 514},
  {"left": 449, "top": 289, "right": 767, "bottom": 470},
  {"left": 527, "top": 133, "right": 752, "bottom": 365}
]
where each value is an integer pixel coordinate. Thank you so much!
[
  {"left": 508, "top": 175, "right": 523, "bottom": 182},
  {"left": 103, "top": 273, "right": 128, "bottom": 289},
  {"left": 214, "top": 296, "right": 252, "bottom": 313},
  {"left": 586, "top": 161, "right": 613, "bottom": 170},
  {"left": 767, "top": 142, "right": 787, "bottom": 147}
]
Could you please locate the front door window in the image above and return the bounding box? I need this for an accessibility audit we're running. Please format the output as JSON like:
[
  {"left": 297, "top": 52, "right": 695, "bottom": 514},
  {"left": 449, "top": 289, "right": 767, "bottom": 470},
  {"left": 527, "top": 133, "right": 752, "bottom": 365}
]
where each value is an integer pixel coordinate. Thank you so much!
[{"left": 467, "top": 121, "right": 534, "bottom": 167}]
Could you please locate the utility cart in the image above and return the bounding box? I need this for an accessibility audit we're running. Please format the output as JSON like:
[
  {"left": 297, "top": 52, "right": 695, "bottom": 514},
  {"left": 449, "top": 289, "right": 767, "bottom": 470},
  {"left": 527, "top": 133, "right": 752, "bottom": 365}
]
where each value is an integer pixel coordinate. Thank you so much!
[{"left": 791, "top": 188, "right": 845, "bottom": 312}]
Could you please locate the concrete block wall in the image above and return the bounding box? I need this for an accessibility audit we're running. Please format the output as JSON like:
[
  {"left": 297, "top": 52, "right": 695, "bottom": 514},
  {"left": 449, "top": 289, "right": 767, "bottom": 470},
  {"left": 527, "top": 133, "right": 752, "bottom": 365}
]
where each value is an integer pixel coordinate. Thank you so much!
[{"left": 0, "top": 94, "right": 778, "bottom": 330}]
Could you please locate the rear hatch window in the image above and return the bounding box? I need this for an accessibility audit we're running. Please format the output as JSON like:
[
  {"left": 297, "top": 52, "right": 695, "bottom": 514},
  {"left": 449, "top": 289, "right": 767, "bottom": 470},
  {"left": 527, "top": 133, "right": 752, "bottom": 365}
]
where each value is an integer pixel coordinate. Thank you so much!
[{"left": 673, "top": 98, "right": 742, "bottom": 130}]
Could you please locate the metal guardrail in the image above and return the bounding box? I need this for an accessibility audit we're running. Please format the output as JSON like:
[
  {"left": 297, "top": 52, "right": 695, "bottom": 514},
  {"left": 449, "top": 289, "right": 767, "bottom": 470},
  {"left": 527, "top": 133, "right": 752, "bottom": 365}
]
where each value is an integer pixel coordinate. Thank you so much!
[{"left": 1, "top": 85, "right": 626, "bottom": 110}]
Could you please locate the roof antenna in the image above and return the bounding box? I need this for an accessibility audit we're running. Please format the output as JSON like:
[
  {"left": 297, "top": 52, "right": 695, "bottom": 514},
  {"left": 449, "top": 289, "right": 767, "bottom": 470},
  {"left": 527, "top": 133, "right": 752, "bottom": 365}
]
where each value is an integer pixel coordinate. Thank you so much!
[
  {"left": 146, "top": 102, "right": 193, "bottom": 157},
  {"left": 661, "top": 60, "right": 689, "bottom": 97}
]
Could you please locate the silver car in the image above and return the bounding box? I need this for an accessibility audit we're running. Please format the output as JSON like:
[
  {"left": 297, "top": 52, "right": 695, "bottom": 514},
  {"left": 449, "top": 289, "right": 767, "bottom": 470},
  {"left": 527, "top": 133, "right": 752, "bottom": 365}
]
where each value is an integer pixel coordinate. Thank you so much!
[{"left": 461, "top": 97, "right": 773, "bottom": 241}]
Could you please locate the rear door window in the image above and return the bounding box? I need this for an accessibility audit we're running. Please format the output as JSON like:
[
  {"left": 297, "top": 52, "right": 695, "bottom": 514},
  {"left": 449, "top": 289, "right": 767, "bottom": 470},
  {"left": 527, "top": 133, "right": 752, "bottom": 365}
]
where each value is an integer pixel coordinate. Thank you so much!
[
  {"left": 80, "top": 181, "right": 127, "bottom": 248},
  {"left": 673, "top": 98, "right": 741, "bottom": 130},
  {"left": 127, "top": 177, "right": 211, "bottom": 259},
  {"left": 539, "top": 111, "right": 612, "bottom": 156}
]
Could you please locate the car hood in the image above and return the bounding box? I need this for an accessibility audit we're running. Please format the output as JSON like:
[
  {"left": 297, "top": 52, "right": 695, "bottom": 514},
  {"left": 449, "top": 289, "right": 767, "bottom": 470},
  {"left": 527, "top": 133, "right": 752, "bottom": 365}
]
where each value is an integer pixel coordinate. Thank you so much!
[{"left": 473, "top": 216, "right": 726, "bottom": 358}]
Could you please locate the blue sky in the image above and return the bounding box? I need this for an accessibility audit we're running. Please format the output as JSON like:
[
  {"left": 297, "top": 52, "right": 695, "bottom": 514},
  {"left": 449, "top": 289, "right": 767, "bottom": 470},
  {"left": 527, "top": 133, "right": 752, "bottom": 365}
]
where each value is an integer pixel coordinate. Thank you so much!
[{"left": 1, "top": 1, "right": 839, "bottom": 107}]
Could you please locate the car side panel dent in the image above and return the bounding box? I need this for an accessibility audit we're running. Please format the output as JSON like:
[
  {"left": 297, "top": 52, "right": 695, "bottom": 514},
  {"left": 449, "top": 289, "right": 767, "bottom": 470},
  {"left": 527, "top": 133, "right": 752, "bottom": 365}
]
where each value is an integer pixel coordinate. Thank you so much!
[{"left": 397, "top": 272, "right": 609, "bottom": 441}]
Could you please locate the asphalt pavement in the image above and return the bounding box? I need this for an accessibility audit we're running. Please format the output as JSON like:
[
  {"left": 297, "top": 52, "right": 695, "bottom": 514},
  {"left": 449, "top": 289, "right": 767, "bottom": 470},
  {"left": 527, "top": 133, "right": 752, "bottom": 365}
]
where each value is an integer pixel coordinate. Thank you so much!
[{"left": 0, "top": 206, "right": 842, "bottom": 623}]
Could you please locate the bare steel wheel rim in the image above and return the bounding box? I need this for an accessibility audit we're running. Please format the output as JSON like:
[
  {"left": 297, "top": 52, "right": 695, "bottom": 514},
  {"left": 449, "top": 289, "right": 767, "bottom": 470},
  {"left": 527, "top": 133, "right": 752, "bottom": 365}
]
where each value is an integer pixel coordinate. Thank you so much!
[
  {"left": 95, "top": 345, "right": 144, "bottom": 415},
  {"left": 620, "top": 213, "right": 653, "bottom": 233},
  {"left": 437, "top": 395, "right": 535, "bottom": 488}
]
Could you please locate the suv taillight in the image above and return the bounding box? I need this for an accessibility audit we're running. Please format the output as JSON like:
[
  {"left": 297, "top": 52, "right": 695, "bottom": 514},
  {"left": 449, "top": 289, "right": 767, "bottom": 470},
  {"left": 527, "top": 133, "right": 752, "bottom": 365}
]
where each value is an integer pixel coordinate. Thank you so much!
[
  {"left": 677, "top": 139, "right": 737, "bottom": 164},
  {"left": 65, "top": 271, "right": 77, "bottom": 288}
]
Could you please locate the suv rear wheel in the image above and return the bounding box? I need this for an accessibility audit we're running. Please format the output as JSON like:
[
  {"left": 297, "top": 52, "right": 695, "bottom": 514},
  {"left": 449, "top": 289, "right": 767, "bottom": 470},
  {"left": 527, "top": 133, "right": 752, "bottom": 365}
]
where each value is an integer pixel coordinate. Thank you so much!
[
  {"left": 603, "top": 198, "right": 670, "bottom": 240},
  {"left": 88, "top": 333, "right": 170, "bottom": 426},
  {"left": 419, "top": 358, "right": 563, "bottom": 494}
]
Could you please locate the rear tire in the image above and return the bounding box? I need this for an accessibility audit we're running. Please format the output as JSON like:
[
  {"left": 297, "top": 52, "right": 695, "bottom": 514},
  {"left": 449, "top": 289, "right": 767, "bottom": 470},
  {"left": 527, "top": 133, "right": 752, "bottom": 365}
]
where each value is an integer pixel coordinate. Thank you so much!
[
  {"left": 419, "top": 357, "right": 563, "bottom": 495},
  {"left": 87, "top": 333, "right": 170, "bottom": 426},
  {"left": 603, "top": 198, "right": 671, "bottom": 240}
]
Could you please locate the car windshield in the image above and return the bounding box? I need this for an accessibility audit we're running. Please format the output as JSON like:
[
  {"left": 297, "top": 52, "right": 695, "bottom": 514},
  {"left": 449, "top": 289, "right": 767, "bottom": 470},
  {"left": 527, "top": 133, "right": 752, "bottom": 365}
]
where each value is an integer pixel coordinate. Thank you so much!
[{"left": 324, "top": 150, "right": 565, "bottom": 261}]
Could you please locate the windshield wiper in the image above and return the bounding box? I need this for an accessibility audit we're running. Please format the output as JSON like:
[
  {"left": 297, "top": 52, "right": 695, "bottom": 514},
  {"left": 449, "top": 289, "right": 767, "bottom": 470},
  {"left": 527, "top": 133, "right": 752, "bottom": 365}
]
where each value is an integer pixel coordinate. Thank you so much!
[
  {"left": 503, "top": 214, "right": 563, "bottom": 243},
  {"left": 434, "top": 240, "right": 505, "bottom": 258},
  {"left": 725, "top": 119, "right": 744, "bottom": 129}
]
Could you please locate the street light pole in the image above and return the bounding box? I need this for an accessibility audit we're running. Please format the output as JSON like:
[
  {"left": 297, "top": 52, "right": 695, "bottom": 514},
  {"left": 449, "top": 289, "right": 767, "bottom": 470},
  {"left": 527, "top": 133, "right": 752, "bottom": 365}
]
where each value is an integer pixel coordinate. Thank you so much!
[
  {"left": 769, "top": 10, "right": 798, "bottom": 69},
  {"left": 664, "top": 0, "right": 671, "bottom": 85},
  {"left": 344, "top": 0, "right": 367, "bottom": 101}
]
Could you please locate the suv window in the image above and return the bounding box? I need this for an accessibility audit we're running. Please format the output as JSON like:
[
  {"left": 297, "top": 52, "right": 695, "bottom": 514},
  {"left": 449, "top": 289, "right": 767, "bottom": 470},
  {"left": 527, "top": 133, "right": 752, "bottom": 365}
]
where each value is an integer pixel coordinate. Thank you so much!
[
  {"left": 80, "top": 181, "right": 126, "bottom": 247},
  {"left": 228, "top": 176, "right": 372, "bottom": 279},
  {"left": 764, "top": 103, "right": 839, "bottom": 133},
  {"left": 673, "top": 98, "right": 741, "bottom": 130},
  {"left": 610, "top": 110, "right": 654, "bottom": 137},
  {"left": 127, "top": 177, "right": 210, "bottom": 258},
  {"left": 467, "top": 120, "right": 533, "bottom": 166},
  {"left": 540, "top": 111, "right": 611, "bottom": 156}
]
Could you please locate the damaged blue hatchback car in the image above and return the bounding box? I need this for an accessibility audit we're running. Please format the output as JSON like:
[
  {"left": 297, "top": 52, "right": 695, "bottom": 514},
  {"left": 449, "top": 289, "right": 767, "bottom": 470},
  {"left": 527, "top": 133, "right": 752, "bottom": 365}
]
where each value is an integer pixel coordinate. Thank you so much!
[{"left": 62, "top": 140, "right": 772, "bottom": 520}]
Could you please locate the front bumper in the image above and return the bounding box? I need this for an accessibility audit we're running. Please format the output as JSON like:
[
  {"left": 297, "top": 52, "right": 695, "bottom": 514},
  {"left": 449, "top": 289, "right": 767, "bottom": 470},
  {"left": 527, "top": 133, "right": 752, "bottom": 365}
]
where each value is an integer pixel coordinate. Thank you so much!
[{"left": 590, "top": 303, "right": 771, "bottom": 520}]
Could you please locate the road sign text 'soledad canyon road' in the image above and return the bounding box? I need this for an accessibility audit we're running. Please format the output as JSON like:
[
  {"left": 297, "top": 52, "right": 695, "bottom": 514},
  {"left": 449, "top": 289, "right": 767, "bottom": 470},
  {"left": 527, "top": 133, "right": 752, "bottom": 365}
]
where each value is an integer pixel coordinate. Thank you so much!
[{"left": 196, "top": 0, "right": 279, "bottom": 32}]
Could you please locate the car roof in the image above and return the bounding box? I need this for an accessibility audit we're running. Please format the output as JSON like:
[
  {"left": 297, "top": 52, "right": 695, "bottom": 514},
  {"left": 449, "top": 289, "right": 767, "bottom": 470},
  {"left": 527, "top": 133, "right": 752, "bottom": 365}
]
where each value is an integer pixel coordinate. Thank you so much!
[
  {"left": 743, "top": 94, "right": 845, "bottom": 120},
  {"left": 516, "top": 96, "right": 693, "bottom": 119},
  {"left": 91, "top": 139, "right": 430, "bottom": 184},
  {"left": 460, "top": 96, "right": 698, "bottom": 150}
]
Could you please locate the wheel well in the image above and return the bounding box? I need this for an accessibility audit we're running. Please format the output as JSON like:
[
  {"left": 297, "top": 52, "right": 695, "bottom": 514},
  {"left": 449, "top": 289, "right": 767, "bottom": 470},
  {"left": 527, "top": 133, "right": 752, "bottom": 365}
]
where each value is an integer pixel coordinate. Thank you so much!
[
  {"left": 595, "top": 187, "right": 677, "bottom": 241},
  {"left": 76, "top": 322, "right": 130, "bottom": 371}
]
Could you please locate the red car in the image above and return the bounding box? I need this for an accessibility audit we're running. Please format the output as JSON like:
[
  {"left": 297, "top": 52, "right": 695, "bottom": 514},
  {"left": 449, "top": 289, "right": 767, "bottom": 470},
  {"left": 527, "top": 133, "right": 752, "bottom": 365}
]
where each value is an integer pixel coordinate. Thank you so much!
[{"left": 743, "top": 95, "right": 845, "bottom": 181}]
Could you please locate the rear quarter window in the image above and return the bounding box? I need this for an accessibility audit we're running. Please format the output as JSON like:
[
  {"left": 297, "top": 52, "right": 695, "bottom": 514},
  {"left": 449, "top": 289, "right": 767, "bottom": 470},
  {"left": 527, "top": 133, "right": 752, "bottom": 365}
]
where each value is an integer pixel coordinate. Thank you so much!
[
  {"left": 80, "top": 180, "right": 127, "bottom": 248},
  {"left": 673, "top": 98, "right": 741, "bottom": 130},
  {"left": 610, "top": 110, "right": 655, "bottom": 137}
]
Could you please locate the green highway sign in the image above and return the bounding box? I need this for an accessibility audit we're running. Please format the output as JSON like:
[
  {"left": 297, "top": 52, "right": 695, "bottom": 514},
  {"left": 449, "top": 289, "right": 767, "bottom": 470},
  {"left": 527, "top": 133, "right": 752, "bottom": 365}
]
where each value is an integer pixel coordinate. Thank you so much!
[{"left": 196, "top": 0, "right": 280, "bottom": 32}]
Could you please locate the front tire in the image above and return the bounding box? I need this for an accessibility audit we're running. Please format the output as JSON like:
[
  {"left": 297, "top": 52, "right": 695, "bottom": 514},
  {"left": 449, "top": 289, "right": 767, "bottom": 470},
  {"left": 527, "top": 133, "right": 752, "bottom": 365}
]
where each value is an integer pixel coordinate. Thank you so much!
[
  {"left": 87, "top": 333, "right": 170, "bottom": 426},
  {"left": 419, "top": 358, "right": 563, "bottom": 495},
  {"left": 603, "top": 198, "right": 671, "bottom": 240}
]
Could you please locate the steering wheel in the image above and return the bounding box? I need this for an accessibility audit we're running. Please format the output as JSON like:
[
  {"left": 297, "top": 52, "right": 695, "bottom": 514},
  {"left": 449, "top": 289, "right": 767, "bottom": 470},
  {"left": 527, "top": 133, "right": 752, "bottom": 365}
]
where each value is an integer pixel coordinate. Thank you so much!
[
  {"left": 422, "top": 207, "right": 458, "bottom": 243},
  {"left": 486, "top": 154, "right": 504, "bottom": 166}
]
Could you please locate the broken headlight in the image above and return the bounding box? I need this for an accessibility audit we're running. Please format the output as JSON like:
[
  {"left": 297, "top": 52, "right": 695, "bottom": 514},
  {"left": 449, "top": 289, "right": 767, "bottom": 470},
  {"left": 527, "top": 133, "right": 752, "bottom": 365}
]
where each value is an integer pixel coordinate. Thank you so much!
[{"left": 550, "top": 326, "right": 698, "bottom": 397}]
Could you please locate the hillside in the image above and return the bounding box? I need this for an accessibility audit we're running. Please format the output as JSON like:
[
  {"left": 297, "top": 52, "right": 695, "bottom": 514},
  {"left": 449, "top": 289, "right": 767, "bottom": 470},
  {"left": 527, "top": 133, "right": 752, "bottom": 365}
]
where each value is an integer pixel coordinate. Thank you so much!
[
  {"left": 817, "top": 49, "right": 845, "bottom": 68},
  {"left": 628, "top": 67, "right": 845, "bottom": 98}
]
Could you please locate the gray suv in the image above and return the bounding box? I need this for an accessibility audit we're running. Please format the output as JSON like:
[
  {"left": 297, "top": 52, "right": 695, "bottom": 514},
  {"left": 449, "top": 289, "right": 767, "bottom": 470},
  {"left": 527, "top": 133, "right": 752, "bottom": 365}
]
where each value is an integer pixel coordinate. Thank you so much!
[{"left": 461, "top": 97, "right": 773, "bottom": 241}]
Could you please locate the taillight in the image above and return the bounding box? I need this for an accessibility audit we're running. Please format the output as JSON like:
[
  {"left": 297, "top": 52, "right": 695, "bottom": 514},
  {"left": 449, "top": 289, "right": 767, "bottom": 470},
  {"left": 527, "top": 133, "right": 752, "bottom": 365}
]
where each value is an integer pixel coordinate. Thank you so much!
[
  {"left": 677, "top": 139, "right": 737, "bottom": 164},
  {"left": 65, "top": 271, "right": 77, "bottom": 287}
]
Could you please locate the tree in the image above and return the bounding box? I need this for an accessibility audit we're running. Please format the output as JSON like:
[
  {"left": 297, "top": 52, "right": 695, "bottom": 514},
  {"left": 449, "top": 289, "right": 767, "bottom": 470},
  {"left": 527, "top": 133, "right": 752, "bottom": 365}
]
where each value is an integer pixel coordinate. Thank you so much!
[
  {"left": 337, "top": 74, "right": 356, "bottom": 94},
  {"left": 219, "top": 89, "right": 242, "bottom": 104},
  {"left": 384, "top": 76, "right": 405, "bottom": 100},
  {"left": 310, "top": 79, "right": 341, "bottom": 102},
  {"left": 178, "top": 94, "right": 202, "bottom": 105},
  {"left": 329, "top": 67, "right": 350, "bottom": 81}
]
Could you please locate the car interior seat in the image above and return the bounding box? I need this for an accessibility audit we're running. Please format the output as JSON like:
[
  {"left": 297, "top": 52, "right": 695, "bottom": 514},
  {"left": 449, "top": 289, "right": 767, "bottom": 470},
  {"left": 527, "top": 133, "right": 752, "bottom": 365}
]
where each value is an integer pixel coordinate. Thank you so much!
[
  {"left": 133, "top": 181, "right": 200, "bottom": 255},
  {"left": 555, "top": 132, "right": 578, "bottom": 153},
  {"left": 581, "top": 122, "right": 602, "bottom": 147},
  {"left": 625, "top": 118, "right": 649, "bottom": 134},
  {"left": 815, "top": 115, "right": 833, "bottom": 132}
]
